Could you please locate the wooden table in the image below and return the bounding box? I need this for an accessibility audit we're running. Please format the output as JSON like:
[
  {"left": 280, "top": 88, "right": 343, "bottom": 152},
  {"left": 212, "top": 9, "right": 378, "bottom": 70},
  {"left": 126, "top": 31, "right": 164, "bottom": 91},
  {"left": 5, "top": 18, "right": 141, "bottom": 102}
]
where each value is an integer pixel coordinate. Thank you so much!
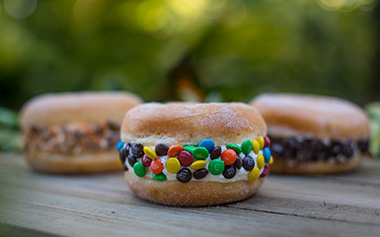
[{"left": 0, "top": 153, "right": 379, "bottom": 237}]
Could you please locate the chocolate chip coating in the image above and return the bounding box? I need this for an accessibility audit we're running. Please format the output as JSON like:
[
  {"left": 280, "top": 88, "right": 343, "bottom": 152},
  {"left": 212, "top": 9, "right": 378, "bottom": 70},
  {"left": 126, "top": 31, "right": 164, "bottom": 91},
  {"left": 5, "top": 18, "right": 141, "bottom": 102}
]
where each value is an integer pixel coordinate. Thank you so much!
[
  {"left": 210, "top": 146, "right": 222, "bottom": 159},
  {"left": 193, "top": 168, "right": 208, "bottom": 180},
  {"left": 131, "top": 143, "right": 143, "bottom": 158},
  {"left": 222, "top": 165, "right": 236, "bottom": 179},
  {"left": 243, "top": 156, "right": 255, "bottom": 171},
  {"left": 176, "top": 168, "right": 192, "bottom": 183},
  {"left": 155, "top": 143, "right": 169, "bottom": 156}
]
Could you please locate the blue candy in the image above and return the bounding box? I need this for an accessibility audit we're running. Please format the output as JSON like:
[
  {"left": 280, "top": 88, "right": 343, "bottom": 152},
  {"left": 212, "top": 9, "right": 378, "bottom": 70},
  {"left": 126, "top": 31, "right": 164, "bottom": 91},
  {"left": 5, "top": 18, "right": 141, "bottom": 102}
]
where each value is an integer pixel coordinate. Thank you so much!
[
  {"left": 116, "top": 141, "right": 125, "bottom": 151},
  {"left": 263, "top": 147, "right": 271, "bottom": 163},
  {"left": 199, "top": 139, "right": 215, "bottom": 153}
]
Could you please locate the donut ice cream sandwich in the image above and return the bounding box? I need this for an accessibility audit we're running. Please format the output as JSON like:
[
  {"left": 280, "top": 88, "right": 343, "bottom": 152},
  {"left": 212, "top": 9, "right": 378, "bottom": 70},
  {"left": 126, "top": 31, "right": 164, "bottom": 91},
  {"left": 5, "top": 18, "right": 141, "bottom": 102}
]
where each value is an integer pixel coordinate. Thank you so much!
[
  {"left": 118, "top": 103, "right": 273, "bottom": 206},
  {"left": 20, "top": 92, "right": 142, "bottom": 173},
  {"left": 250, "top": 93, "right": 370, "bottom": 175}
]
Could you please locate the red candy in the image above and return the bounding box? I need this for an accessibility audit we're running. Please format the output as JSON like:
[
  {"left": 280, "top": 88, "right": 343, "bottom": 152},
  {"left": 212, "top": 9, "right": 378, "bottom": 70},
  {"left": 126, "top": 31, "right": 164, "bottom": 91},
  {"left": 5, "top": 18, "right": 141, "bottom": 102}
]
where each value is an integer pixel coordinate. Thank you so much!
[
  {"left": 150, "top": 158, "right": 164, "bottom": 174},
  {"left": 177, "top": 150, "right": 193, "bottom": 167},
  {"left": 142, "top": 154, "right": 152, "bottom": 167},
  {"left": 168, "top": 145, "right": 183, "bottom": 157},
  {"left": 264, "top": 136, "right": 271, "bottom": 148},
  {"left": 260, "top": 164, "right": 270, "bottom": 177},
  {"left": 221, "top": 149, "right": 237, "bottom": 165}
]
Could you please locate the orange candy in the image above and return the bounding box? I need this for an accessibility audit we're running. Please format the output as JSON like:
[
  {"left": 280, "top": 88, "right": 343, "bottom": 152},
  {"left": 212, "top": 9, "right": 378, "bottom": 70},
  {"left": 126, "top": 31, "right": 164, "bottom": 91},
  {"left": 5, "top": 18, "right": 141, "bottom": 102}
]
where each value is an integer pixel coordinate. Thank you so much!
[
  {"left": 150, "top": 158, "right": 164, "bottom": 174},
  {"left": 221, "top": 149, "right": 237, "bottom": 165},
  {"left": 167, "top": 145, "right": 183, "bottom": 157}
]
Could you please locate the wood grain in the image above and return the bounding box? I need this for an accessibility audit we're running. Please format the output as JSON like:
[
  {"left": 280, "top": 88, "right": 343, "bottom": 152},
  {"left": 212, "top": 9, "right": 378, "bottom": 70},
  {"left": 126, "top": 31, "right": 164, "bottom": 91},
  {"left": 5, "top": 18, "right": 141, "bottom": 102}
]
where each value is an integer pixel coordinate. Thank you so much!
[{"left": 0, "top": 154, "right": 379, "bottom": 237}]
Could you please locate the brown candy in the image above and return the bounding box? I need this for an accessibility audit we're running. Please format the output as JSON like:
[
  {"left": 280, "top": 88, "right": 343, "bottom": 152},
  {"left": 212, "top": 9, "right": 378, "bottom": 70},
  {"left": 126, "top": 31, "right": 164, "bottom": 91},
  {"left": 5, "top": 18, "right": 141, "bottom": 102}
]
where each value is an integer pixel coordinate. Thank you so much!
[
  {"left": 193, "top": 168, "right": 208, "bottom": 180},
  {"left": 127, "top": 155, "right": 137, "bottom": 167},
  {"left": 243, "top": 156, "right": 255, "bottom": 171},
  {"left": 176, "top": 168, "right": 192, "bottom": 183},
  {"left": 131, "top": 143, "right": 144, "bottom": 158},
  {"left": 155, "top": 143, "right": 169, "bottom": 156},
  {"left": 234, "top": 157, "right": 242, "bottom": 169},
  {"left": 210, "top": 146, "right": 221, "bottom": 159},
  {"left": 222, "top": 165, "right": 236, "bottom": 179}
]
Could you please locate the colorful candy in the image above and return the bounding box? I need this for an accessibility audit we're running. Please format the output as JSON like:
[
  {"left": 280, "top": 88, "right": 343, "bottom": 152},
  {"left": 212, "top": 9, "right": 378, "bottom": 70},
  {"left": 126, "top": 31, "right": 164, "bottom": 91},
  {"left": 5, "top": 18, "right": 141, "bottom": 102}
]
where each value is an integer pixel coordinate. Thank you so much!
[
  {"left": 257, "top": 136, "right": 265, "bottom": 150},
  {"left": 221, "top": 149, "right": 237, "bottom": 165},
  {"left": 152, "top": 173, "right": 167, "bottom": 181},
  {"left": 247, "top": 167, "right": 260, "bottom": 182},
  {"left": 243, "top": 156, "right": 255, "bottom": 171},
  {"left": 223, "top": 165, "right": 236, "bottom": 179},
  {"left": 168, "top": 145, "right": 183, "bottom": 157},
  {"left": 143, "top": 146, "right": 156, "bottom": 159},
  {"left": 150, "top": 158, "right": 163, "bottom": 174},
  {"left": 256, "top": 154, "right": 265, "bottom": 169},
  {"left": 208, "top": 159, "right": 225, "bottom": 175},
  {"left": 128, "top": 155, "right": 137, "bottom": 167},
  {"left": 269, "top": 156, "right": 274, "bottom": 165},
  {"left": 155, "top": 143, "right": 169, "bottom": 156},
  {"left": 264, "top": 136, "right": 271, "bottom": 148},
  {"left": 241, "top": 140, "right": 253, "bottom": 155},
  {"left": 263, "top": 147, "right": 271, "bottom": 163},
  {"left": 234, "top": 157, "right": 242, "bottom": 169},
  {"left": 119, "top": 146, "right": 128, "bottom": 164},
  {"left": 176, "top": 168, "right": 192, "bottom": 183},
  {"left": 252, "top": 140, "right": 260, "bottom": 154},
  {"left": 141, "top": 154, "right": 152, "bottom": 167},
  {"left": 193, "top": 169, "right": 208, "bottom": 180},
  {"left": 199, "top": 139, "right": 215, "bottom": 153},
  {"left": 183, "top": 145, "right": 197, "bottom": 153},
  {"left": 131, "top": 143, "right": 144, "bottom": 158},
  {"left": 190, "top": 160, "right": 207, "bottom": 170},
  {"left": 193, "top": 147, "right": 209, "bottom": 160},
  {"left": 177, "top": 150, "right": 193, "bottom": 167},
  {"left": 226, "top": 144, "right": 242, "bottom": 154},
  {"left": 260, "top": 164, "right": 270, "bottom": 177},
  {"left": 166, "top": 157, "right": 181, "bottom": 174},
  {"left": 210, "top": 146, "right": 222, "bottom": 159},
  {"left": 116, "top": 141, "right": 124, "bottom": 151},
  {"left": 133, "top": 162, "right": 146, "bottom": 177}
]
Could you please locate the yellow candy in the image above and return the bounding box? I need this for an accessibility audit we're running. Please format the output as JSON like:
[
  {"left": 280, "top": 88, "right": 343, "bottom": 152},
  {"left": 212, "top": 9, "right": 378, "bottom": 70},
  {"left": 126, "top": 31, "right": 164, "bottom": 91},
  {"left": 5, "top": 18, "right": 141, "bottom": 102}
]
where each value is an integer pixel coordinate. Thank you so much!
[
  {"left": 143, "top": 146, "right": 156, "bottom": 159},
  {"left": 166, "top": 157, "right": 181, "bottom": 174},
  {"left": 269, "top": 156, "right": 274, "bottom": 165},
  {"left": 190, "top": 160, "right": 207, "bottom": 170},
  {"left": 247, "top": 167, "right": 260, "bottom": 182},
  {"left": 118, "top": 158, "right": 123, "bottom": 166},
  {"left": 257, "top": 136, "right": 265, "bottom": 150},
  {"left": 252, "top": 140, "right": 260, "bottom": 154},
  {"left": 256, "top": 154, "right": 265, "bottom": 169}
]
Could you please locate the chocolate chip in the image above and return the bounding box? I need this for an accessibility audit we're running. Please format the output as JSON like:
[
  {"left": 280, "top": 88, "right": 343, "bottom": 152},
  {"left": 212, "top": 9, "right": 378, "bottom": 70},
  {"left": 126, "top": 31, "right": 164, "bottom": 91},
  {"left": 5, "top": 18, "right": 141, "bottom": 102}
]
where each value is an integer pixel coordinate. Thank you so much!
[
  {"left": 127, "top": 155, "right": 137, "bottom": 167},
  {"left": 243, "top": 156, "right": 255, "bottom": 171},
  {"left": 234, "top": 157, "right": 242, "bottom": 169},
  {"left": 223, "top": 165, "right": 236, "bottom": 179},
  {"left": 176, "top": 168, "right": 192, "bottom": 183},
  {"left": 210, "top": 146, "right": 222, "bottom": 159},
  {"left": 155, "top": 143, "right": 169, "bottom": 156},
  {"left": 193, "top": 168, "right": 208, "bottom": 180},
  {"left": 131, "top": 143, "right": 143, "bottom": 158}
]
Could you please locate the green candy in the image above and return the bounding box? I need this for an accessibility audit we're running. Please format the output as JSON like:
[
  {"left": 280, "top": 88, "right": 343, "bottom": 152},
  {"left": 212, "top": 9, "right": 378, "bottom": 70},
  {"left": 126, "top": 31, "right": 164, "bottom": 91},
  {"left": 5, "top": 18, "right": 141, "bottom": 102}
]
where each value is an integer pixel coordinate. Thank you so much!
[
  {"left": 133, "top": 162, "right": 146, "bottom": 177},
  {"left": 208, "top": 159, "right": 225, "bottom": 175},
  {"left": 152, "top": 173, "right": 167, "bottom": 181},
  {"left": 193, "top": 147, "right": 209, "bottom": 160},
  {"left": 183, "top": 145, "right": 197, "bottom": 153},
  {"left": 226, "top": 144, "right": 242, "bottom": 154},
  {"left": 241, "top": 140, "right": 253, "bottom": 155}
]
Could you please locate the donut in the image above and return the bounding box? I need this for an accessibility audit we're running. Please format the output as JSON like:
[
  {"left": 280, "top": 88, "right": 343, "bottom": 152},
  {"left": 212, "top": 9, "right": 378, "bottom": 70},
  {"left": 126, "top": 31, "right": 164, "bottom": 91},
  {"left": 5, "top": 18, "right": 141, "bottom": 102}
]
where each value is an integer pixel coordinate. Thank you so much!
[
  {"left": 118, "top": 102, "right": 273, "bottom": 206},
  {"left": 20, "top": 91, "right": 142, "bottom": 173},
  {"left": 250, "top": 93, "right": 370, "bottom": 175}
]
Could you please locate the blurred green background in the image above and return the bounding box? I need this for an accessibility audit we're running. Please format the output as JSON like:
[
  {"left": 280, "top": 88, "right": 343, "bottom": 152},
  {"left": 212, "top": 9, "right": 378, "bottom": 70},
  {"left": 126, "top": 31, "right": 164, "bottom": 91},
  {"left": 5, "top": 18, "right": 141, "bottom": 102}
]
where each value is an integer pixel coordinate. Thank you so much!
[{"left": 0, "top": 0, "right": 379, "bottom": 153}]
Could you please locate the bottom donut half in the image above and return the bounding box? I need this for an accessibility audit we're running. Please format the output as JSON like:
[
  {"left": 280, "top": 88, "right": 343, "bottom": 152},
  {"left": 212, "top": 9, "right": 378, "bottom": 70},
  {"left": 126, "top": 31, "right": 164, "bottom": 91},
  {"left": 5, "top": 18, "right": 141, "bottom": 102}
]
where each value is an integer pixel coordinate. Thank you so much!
[
  {"left": 124, "top": 171, "right": 264, "bottom": 206},
  {"left": 270, "top": 154, "right": 363, "bottom": 175},
  {"left": 23, "top": 151, "right": 122, "bottom": 174}
]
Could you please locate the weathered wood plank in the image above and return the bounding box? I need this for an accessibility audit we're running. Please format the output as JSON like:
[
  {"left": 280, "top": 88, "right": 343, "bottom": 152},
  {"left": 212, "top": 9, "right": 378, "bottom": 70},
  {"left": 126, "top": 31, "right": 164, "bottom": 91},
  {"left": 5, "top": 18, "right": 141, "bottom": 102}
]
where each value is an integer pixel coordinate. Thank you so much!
[{"left": 1, "top": 153, "right": 380, "bottom": 236}]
